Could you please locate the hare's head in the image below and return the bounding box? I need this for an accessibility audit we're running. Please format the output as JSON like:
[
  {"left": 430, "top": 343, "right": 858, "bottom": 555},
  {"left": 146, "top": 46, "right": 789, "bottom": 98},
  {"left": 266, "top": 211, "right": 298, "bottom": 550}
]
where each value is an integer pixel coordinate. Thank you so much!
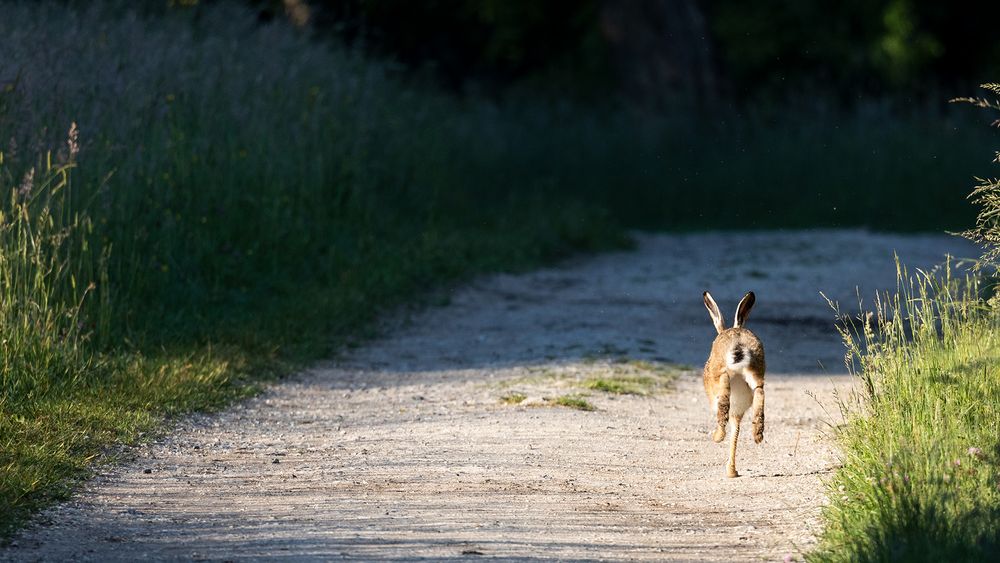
[{"left": 702, "top": 291, "right": 755, "bottom": 335}]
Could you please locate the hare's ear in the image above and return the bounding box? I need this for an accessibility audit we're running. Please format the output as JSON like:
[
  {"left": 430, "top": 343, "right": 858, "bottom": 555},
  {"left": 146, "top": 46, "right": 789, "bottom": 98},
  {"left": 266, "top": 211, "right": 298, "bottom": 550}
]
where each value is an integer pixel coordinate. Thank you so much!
[
  {"left": 734, "top": 291, "right": 755, "bottom": 328},
  {"left": 703, "top": 291, "right": 725, "bottom": 334}
]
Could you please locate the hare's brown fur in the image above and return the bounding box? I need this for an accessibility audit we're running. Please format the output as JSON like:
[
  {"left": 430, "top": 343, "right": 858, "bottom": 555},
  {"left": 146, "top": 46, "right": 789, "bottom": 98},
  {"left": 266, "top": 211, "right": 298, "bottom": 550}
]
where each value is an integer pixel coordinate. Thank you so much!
[{"left": 702, "top": 291, "right": 765, "bottom": 478}]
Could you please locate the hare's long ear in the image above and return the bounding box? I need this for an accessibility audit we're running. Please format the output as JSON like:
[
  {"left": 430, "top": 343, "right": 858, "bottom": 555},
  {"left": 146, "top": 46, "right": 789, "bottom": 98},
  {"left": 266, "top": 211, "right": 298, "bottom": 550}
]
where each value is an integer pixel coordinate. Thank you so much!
[
  {"left": 703, "top": 291, "right": 725, "bottom": 334},
  {"left": 734, "top": 291, "right": 756, "bottom": 328}
]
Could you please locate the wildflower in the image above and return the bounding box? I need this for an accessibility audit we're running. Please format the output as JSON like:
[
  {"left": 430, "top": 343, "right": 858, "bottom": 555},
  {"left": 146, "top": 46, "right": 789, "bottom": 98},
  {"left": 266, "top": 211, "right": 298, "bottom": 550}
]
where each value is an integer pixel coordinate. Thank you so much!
[
  {"left": 953, "top": 459, "right": 961, "bottom": 467},
  {"left": 18, "top": 167, "right": 34, "bottom": 197},
  {"left": 783, "top": 554, "right": 794, "bottom": 563},
  {"left": 968, "top": 447, "right": 984, "bottom": 459},
  {"left": 67, "top": 122, "right": 79, "bottom": 162}
]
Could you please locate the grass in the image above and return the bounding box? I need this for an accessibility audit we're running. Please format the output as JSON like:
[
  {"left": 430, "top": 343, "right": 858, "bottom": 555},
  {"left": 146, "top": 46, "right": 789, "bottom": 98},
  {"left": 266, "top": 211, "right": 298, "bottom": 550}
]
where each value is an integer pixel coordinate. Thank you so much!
[
  {"left": 582, "top": 359, "right": 679, "bottom": 395},
  {"left": 500, "top": 393, "right": 527, "bottom": 405},
  {"left": 584, "top": 376, "right": 656, "bottom": 395},
  {"left": 547, "top": 395, "right": 596, "bottom": 411},
  {"left": 811, "top": 263, "right": 1000, "bottom": 562},
  {"left": 0, "top": 0, "right": 996, "bottom": 543},
  {"left": 499, "top": 358, "right": 679, "bottom": 407},
  {"left": 0, "top": 2, "right": 625, "bottom": 538}
]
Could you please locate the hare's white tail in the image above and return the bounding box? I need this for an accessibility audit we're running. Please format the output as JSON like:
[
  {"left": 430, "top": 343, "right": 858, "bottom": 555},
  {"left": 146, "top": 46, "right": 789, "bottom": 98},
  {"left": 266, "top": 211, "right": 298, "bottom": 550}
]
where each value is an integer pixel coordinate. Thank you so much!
[{"left": 727, "top": 344, "right": 752, "bottom": 370}]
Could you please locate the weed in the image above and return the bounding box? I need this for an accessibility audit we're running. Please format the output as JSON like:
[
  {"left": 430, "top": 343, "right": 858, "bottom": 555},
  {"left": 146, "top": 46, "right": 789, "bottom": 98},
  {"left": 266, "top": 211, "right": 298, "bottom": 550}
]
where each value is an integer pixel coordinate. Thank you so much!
[
  {"left": 547, "top": 395, "right": 596, "bottom": 411},
  {"left": 583, "top": 375, "right": 656, "bottom": 395},
  {"left": 500, "top": 393, "right": 527, "bottom": 405}
]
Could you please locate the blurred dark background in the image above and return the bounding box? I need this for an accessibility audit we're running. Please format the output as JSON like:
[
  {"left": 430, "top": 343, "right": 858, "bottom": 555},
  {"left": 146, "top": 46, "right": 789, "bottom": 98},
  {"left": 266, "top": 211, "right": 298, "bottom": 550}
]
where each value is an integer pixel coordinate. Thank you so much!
[{"left": 250, "top": 0, "right": 1000, "bottom": 107}]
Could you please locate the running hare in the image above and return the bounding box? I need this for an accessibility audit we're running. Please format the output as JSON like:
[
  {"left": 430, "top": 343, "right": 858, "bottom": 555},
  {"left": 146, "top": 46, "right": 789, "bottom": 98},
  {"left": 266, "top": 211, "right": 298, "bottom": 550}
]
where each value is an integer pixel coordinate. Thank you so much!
[{"left": 702, "top": 291, "right": 765, "bottom": 478}]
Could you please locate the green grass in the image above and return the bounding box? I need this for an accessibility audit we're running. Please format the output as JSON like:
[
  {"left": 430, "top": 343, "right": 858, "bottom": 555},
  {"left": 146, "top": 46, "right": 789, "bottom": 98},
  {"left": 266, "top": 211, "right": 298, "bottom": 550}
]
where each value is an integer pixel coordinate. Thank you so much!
[
  {"left": 547, "top": 395, "right": 596, "bottom": 411},
  {"left": 811, "top": 264, "right": 1000, "bottom": 562},
  {"left": 500, "top": 393, "right": 527, "bottom": 405},
  {"left": 498, "top": 359, "right": 679, "bottom": 395},
  {"left": 582, "top": 359, "right": 679, "bottom": 395},
  {"left": 584, "top": 376, "right": 655, "bottom": 395}
]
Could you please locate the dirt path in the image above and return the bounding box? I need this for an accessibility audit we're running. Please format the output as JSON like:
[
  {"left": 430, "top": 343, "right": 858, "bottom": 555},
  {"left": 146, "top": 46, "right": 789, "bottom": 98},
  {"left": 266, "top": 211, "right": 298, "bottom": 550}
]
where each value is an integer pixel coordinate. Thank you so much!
[{"left": 4, "top": 230, "right": 974, "bottom": 562}]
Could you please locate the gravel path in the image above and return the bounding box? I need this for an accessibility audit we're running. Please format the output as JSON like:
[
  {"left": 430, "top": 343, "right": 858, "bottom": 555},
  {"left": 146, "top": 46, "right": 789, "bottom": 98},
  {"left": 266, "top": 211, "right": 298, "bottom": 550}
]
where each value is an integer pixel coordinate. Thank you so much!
[{"left": 3, "top": 230, "right": 975, "bottom": 562}]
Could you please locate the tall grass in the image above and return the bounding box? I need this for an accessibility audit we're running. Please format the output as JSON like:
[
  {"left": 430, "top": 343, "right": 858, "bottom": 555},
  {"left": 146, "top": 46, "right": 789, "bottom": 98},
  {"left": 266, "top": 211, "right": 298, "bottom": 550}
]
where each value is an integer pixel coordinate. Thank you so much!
[
  {"left": 0, "top": 129, "right": 106, "bottom": 404},
  {"left": 812, "top": 263, "right": 1000, "bottom": 561},
  {"left": 1, "top": 2, "right": 622, "bottom": 345},
  {"left": 0, "top": 2, "right": 624, "bottom": 537},
  {"left": 0, "top": 131, "right": 253, "bottom": 534},
  {"left": 813, "top": 85, "right": 1000, "bottom": 561}
]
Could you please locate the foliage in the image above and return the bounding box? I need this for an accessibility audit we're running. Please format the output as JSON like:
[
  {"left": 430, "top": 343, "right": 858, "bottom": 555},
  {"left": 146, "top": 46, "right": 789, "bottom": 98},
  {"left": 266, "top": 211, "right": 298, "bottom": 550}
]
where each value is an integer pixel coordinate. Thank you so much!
[
  {"left": 812, "top": 87, "right": 1000, "bottom": 562},
  {"left": 248, "top": 0, "right": 1000, "bottom": 101},
  {"left": 709, "top": 0, "right": 975, "bottom": 97},
  {"left": 952, "top": 84, "right": 1000, "bottom": 270},
  {"left": 280, "top": 0, "right": 611, "bottom": 95},
  {"left": 0, "top": 0, "right": 624, "bottom": 538},
  {"left": 812, "top": 264, "right": 1000, "bottom": 562},
  {"left": 0, "top": 136, "right": 106, "bottom": 404}
]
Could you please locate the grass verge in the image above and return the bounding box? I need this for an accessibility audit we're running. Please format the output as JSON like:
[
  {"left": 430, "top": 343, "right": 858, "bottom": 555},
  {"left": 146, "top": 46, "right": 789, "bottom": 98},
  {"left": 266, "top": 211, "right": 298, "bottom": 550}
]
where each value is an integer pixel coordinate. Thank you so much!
[
  {"left": 811, "top": 264, "right": 1000, "bottom": 562},
  {"left": 0, "top": 2, "right": 625, "bottom": 539}
]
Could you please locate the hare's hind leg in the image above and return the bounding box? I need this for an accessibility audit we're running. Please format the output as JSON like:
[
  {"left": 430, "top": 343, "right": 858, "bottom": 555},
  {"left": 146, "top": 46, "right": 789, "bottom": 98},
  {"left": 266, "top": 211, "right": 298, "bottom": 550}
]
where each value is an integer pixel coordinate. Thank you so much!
[
  {"left": 743, "top": 370, "right": 765, "bottom": 444},
  {"left": 727, "top": 413, "right": 742, "bottom": 478},
  {"left": 712, "top": 371, "right": 731, "bottom": 443}
]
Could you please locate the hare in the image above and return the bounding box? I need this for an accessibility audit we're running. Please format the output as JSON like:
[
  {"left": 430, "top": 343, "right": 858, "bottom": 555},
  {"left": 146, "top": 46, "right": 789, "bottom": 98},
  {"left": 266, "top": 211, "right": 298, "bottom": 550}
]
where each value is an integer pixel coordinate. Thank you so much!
[{"left": 702, "top": 291, "right": 765, "bottom": 478}]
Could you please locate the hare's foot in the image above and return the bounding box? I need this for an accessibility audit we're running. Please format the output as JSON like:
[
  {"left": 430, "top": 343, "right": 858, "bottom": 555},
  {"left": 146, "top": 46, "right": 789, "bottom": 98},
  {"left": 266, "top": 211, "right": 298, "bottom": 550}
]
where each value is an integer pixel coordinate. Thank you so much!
[
  {"left": 712, "top": 425, "right": 726, "bottom": 443},
  {"left": 727, "top": 414, "right": 742, "bottom": 478}
]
